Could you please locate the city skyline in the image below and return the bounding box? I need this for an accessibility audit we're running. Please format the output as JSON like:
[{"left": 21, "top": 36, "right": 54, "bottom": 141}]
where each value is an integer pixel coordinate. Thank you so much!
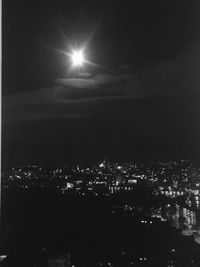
[{"left": 1, "top": 159, "right": 200, "bottom": 266}]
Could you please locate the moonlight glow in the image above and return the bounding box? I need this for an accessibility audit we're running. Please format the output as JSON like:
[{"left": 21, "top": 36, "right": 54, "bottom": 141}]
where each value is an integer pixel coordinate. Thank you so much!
[{"left": 71, "top": 50, "right": 85, "bottom": 67}]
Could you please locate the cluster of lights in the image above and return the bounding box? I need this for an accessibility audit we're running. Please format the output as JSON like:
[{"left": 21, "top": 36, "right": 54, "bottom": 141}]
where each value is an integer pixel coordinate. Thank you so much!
[
  {"left": 141, "top": 220, "right": 153, "bottom": 224},
  {"left": 139, "top": 257, "right": 147, "bottom": 261}
]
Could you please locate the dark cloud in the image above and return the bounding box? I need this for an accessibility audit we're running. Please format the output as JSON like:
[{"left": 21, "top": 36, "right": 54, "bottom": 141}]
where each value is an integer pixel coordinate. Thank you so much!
[
  {"left": 59, "top": 41, "right": 200, "bottom": 98},
  {"left": 3, "top": 95, "right": 200, "bottom": 164},
  {"left": 4, "top": 0, "right": 199, "bottom": 95},
  {"left": 3, "top": 41, "right": 200, "bottom": 125}
]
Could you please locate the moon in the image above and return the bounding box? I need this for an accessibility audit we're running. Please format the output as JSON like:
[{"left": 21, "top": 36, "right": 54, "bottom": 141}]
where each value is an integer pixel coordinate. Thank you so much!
[{"left": 71, "top": 49, "right": 85, "bottom": 67}]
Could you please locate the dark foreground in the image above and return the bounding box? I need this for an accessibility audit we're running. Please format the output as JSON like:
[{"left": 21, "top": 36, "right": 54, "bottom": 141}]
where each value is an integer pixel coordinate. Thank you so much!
[{"left": 1, "top": 188, "right": 200, "bottom": 267}]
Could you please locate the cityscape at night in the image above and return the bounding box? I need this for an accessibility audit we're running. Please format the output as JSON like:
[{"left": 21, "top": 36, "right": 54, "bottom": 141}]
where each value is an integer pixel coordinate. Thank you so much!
[
  {"left": 1, "top": 160, "right": 200, "bottom": 266},
  {"left": 2, "top": 0, "right": 200, "bottom": 266}
]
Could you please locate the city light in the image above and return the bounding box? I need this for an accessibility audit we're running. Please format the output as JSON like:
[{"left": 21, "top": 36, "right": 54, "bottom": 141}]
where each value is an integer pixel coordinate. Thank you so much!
[
  {"left": 0, "top": 255, "right": 7, "bottom": 263},
  {"left": 2, "top": 160, "right": 200, "bottom": 248}
]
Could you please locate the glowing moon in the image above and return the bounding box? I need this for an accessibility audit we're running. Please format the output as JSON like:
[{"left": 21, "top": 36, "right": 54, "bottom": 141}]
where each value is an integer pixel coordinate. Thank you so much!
[{"left": 71, "top": 50, "right": 85, "bottom": 67}]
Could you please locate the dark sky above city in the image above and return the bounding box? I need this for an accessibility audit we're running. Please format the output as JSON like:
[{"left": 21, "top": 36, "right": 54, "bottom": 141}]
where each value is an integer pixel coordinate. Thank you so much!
[{"left": 2, "top": 0, "right": 200, "bottom": 164}]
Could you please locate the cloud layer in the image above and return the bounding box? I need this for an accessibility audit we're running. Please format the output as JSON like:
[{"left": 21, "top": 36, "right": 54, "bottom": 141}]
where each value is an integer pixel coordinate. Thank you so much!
[{"left": 3, "top": 42, "right": 200, "bottom": 124}]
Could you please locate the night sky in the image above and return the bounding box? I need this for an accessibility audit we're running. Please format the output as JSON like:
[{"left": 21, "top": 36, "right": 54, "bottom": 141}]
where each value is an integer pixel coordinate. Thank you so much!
[{"left": 2, "top": 0, "right": 200, "bottom": 165}]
